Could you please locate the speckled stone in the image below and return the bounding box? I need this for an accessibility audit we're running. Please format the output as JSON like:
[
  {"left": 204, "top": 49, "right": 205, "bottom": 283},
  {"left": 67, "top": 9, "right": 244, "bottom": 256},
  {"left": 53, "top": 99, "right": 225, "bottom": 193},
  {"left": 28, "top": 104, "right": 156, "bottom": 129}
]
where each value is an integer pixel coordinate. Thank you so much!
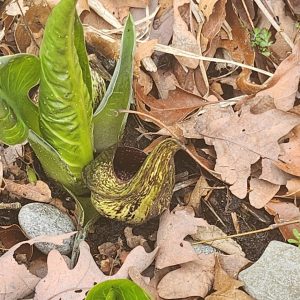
[
  {"left": 192, "top": 243, "right": 216, "bottom": 255},
  {"left": 18, "top": 203, "right": 75, "bottom": 255},
  {"left": 239, "top": 241, "right": 300, "bottom": 300}
]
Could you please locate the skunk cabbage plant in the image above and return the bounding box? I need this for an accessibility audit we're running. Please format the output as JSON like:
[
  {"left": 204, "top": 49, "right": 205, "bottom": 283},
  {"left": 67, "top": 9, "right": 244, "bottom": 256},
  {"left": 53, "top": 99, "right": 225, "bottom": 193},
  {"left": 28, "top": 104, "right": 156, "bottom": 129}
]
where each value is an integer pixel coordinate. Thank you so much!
[
  {"left": 0, "top": 0, "right": 180, "bottom": 225},
  {"left": 0, "top": 0, "right": 135, "bottom": 197}
]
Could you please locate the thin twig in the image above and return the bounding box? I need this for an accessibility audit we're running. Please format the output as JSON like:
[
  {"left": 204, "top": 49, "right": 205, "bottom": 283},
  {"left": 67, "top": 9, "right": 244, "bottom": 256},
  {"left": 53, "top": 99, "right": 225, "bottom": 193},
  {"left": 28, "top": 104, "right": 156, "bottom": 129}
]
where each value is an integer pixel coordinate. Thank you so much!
[
  {"left": 0, "top": 202, "right": 21, "bottom": 210},
  {"left": 154, "top": 44, "right": 274, "bottom": 77},
  {"left": 193, "top": 219, "right": 300, "bottom": 245},
  {"left": 84, "top": 26, "right": 274, "bottom": 77}
]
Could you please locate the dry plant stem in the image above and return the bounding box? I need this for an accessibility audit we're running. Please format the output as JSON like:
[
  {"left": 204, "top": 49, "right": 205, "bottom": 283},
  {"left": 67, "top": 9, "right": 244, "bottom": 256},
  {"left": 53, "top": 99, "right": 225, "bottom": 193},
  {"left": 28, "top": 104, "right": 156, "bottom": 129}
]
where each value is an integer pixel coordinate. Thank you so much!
[
  {"left": 0, "top": 202, "right": 21, "bottom": 209},
  {"left": 203, "top": 187, "right": 226, "bottom": 227},
  {"left": 84, "top": 27, "right": 274, "bottom": 77},
  {"left": 253, "top": 0, "right": 294, "bottom": 49},
  {"left": 173, "top": 177, "right": 199, "bottom": 192},
  {"left": 118, "top": 109, "right": 220, "bottom": 177},
  {"left": 202, "top": 198, "right": 226, "bottom": 227},
  {"left": 193, "top": 219, "right": 300, "bottom": 244},
  {"left": 154, "top": 44, "right": 274, "bottom": 77},
  {"left": 241, "top": 0, "right": 254, "bottom": 29}
]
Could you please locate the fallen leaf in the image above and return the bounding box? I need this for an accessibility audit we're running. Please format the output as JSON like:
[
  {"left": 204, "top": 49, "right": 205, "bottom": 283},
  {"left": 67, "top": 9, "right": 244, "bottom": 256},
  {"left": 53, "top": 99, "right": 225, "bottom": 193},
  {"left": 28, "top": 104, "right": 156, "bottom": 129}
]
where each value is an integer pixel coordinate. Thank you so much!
[
  {"left": 138, "top": 70, "right": 153, "bottom": 95},
  {"left": 4, "top": 179, "right": 52, "bottom": 202},
  {"left": 129, "top": 267, "right": 159, "bottom": 299},
  {"left": 231, "top": 0, "right": 255, "bottom": 30},
  {"left": 192, "top": 225, "right": 245, "bottom": 256},
  {"left": 14, "top": 4, "right": 50, "bottom": 53},
  {"left": 287, "top": 0, "right": 300, "bottom": 14},
  {"left": 157, "top": 254, "right": 215, "bottom": 299},
  {"left": 276, "top": 125, "right": 300, "bottom": 176},
  {"left": 156, "top": 206, "right": 209, "bottom": 269},
  {"left": 187, "top": 176, "right": 210, "bottom": 212},
  {"left": 249, "top": 178, "right": 280, "bottom": 208},
  {"left": 260, "top": 158, "right": 292, "bottom": 185},
  {"left": 285, "top": 177, "right": 300, "bottom": 198},
  {"left": 199, "top": 0, "right": 219, "bottom": 19},
  {"left": 135, "top": 81, "right": 207, "bottom": 125},
  {"left": 265, "top": 200, "right": 300, "bottom": 240},
  {"left": 5, "top": 0, "right": 28, "bottom": 16},
  {"left": 172, "top": 0, "right": 200, "bottom": 68},
  {"left": 194, "top": 104, "right": 300, "bottom": 199},
  {"left": 1, "top": 144, "right": 23, "bottom": 166},
  {"left": 0, "top": 232, "right": 75, "bottom": 300},
  {"left": 0, "top": 224, "right": 32, "bottom": 257},
  {"left": 135, "top": 39, "right": 158, "bottom": 70},
  {"left": 150, "top": 7, "right": 173, "bottom": 45},
  {"left": 200, "top": 0, "right": 227, "bottom": 52},
  {"left": 124, "top": 227, "right": 147, "bottom": 249},
  {"left": 256, "top": 40, "right": 300, "bottom": 111},
  {"left": 217, "top": 253, "right": 251, "bottom": 278},
  {"left": 150, "top": 69, "right": 177, "bottom": 99},
  {"left": 270, "top": 1, "right": 297, "bottom": 60},
  {"left": 35, "top": 241, "right": 158, "bottom": 299},
  {"left": 205, "top": 258, "right": 253, "bottom": 300}
]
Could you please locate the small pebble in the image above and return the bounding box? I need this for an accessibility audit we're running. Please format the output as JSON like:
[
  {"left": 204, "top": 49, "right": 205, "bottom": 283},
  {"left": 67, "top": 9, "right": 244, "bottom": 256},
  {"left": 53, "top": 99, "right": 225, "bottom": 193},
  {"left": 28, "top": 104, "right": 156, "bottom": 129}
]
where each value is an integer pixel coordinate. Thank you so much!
[
  {"left": 239, "top": 241, "right": 300, "bottom": 300},
  {"left": 18, "top": 203, "right": 75, "bottom": 254},
  {"left": 192, "top": 243, "right": 216, "bottom": 255}
]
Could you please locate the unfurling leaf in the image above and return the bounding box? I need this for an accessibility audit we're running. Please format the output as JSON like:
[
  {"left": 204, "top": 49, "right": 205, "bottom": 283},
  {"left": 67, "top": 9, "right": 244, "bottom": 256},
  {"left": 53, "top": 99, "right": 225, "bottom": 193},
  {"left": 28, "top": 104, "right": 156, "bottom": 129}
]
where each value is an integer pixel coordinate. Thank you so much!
[
  {"left": 86, "top": 279, "right": 151, "bottom": 300},
  {"left": 0, "top": 99, "right": 27, "bottom": 145},
  {"left": 93, "top": 14, "right": 135, "bottom": 152},
  {"left": 0, "top": 54, "right": 40, "bottom": 144}
]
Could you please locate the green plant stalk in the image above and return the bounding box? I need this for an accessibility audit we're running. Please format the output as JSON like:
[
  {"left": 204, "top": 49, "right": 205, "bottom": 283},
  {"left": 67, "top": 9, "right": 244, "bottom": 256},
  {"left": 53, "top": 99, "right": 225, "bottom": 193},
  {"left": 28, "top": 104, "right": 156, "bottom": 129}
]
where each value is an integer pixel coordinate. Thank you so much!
[{"left": 38, "top": 0, "right": 93, "bottom": 179}]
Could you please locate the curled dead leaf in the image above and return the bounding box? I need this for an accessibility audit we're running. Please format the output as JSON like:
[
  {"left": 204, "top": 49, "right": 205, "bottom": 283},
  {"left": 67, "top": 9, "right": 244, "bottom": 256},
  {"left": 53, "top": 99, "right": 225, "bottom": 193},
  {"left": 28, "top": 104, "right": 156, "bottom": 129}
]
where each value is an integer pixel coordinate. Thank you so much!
[{"left": 4, "top": 179, "right": 52, "bottom": 202}]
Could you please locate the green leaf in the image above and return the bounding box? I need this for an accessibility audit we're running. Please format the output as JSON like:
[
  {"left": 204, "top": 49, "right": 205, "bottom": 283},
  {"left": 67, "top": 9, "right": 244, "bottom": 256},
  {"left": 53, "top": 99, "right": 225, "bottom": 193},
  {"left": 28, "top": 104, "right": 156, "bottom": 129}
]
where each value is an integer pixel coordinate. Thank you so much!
[
  {"left": 0, "top": 54, "right": 40, "bottom": 142},
  {"left": 93, "top": 15, "right": 135, "bottom": 152},
  {"left": 39, "top": 0, "right": 93, "bottom": 179},
  {"left": 28, "top": 130, "right": 88, "bottom": 195},
  {"left": 86, "top": 279, "right": 151, "bottom": 300},
  {"left": 0, "top": 98, "right": 27, "bottom": 144}
]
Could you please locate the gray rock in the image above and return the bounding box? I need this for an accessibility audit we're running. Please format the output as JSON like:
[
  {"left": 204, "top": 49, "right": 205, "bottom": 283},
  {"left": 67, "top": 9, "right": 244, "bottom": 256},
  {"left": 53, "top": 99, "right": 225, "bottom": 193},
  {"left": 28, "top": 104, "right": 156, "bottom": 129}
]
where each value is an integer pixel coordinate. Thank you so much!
[
  {"left": 18, "top": 203, "right": 75, "bottom": 255},
  {"left": 192, "top": 243, "right": 216, "bottom": 255},
  {"left": 239, "top": 241, "right": 300, "bottom": 300}
]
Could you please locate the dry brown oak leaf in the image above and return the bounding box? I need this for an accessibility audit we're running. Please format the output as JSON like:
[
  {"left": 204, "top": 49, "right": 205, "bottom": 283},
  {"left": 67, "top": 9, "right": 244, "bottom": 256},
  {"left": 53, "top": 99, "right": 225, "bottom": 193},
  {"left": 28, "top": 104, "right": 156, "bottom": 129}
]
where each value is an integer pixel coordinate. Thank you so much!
[
  {"left": 194, "top": 104, "right": 300, "bottom": 199},
  {"left": 0, "top": 232, "right": 75, "bottom": 300},
  {"left": 205, "top": 257, "right": 253, "bottom": 300},
  {"left": 155, "top": 206, "right": 209, "bottom": 269},
  {"left": 34, "top": 241, "right": 157, "bottom": 300},
  {"left": 157, "top": 254, "right": 215, "bottom": 299}
]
